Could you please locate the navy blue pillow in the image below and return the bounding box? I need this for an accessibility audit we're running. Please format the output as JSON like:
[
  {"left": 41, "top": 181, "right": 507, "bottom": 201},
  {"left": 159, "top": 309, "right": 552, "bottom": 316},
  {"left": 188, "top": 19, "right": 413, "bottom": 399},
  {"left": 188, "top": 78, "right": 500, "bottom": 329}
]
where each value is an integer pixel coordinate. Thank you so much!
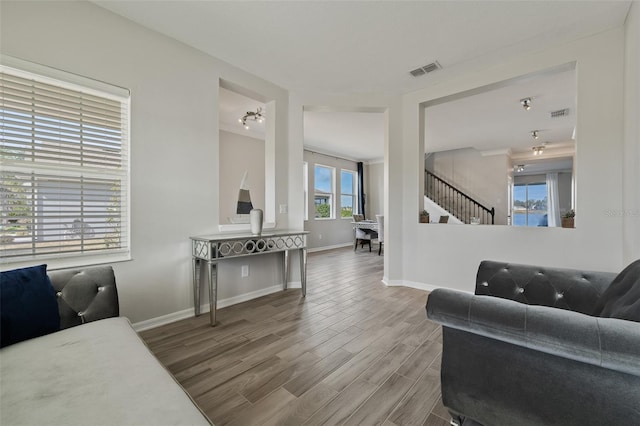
[{"left": 1, "top": 264, "right": 60, "bottom": 347}]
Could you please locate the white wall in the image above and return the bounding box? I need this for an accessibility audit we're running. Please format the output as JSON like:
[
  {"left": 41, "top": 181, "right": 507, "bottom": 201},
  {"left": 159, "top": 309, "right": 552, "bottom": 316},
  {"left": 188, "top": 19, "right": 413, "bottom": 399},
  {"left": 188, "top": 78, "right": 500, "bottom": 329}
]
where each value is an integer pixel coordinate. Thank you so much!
[
  {"left": 303, "top": 150, "right": 358, "bottom": 250},
  {"left": 366, "top": 162, "right": 384, "bottom": 219},
  {"left": 392, "top": 28, "right": 627, "bottom": 293},
  {"left": 219, "top": 130, "right": 265, "bottom": 222},
  {"left": 0, "top": 1, "right": 298, "bottom": 325},
  {"left": 624, "top": 1, "right": 640, "bottom": 264}
]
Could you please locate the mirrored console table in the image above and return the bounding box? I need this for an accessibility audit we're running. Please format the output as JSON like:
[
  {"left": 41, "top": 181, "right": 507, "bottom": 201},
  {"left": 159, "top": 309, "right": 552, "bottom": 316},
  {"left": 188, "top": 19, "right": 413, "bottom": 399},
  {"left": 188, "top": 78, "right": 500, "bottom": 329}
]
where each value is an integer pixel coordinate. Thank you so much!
[{"left": 190, "top": 230, "right": 308, "bottom": 326}]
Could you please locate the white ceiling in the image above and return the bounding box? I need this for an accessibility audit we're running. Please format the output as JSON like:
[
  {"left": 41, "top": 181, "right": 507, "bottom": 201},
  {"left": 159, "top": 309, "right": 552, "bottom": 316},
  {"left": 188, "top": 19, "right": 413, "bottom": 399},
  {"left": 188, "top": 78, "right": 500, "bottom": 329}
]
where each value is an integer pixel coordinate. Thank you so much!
[
  {"left": 304, "top": 111, "right": 385, "bottom": 162},
  {"left": 425, "top": 66, "right": 576, "bottom": 156},
  {"left": 219, "top": 87, "right": 265, "bottom": 140},
  {"left": 93, "top": 0, "right": 631, "bottom": 161},
  {"left": 219, "top": 87, "right": 385, "bottom": 162}
]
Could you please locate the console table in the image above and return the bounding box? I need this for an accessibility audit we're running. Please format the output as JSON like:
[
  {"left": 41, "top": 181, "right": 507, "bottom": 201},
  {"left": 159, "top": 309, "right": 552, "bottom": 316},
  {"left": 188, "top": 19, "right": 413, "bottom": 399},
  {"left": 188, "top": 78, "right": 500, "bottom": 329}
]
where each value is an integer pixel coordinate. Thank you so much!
[{"left": 190, "top": 230, "right": 308, "bottom": 326}]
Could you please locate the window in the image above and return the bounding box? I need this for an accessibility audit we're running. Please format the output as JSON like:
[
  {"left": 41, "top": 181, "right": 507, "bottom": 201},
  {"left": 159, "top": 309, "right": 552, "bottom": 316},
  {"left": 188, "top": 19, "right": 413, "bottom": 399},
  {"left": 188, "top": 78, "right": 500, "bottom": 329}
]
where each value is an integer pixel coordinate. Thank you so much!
[
  {"left": 303, "top": 162, "right": 308, "bottom": 220},
  {"left": 314, "top": 164, "right": 334, "bottom": 219},
  {"left": 513, "top": 183, "right": 547, "bottom": 226},
  {"left": 340, "top": 170, "right": 356, "bottom": 218},
  {"left": 1, "top": 62, "right": 130, "bottom": 263}
]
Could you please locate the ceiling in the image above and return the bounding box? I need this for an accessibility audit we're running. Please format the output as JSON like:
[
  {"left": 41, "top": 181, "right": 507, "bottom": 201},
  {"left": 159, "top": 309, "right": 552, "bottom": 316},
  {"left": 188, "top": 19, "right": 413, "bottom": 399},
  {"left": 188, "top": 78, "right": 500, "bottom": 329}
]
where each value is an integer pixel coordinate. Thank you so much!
[
  {"left": 425, "top": 66, "right": 576, "bottom": 157},
  {"left": 219, "top": 87, "right": 385, "bottom": 162},
  {"left": 93, "top": 0, "right": 631, "bottom": 162},
  {"left": 219, "top": 87, "right": 266, "bottom": 140},
  {"left": 304, "top": 111, "right": 385, "bottom": 162}
]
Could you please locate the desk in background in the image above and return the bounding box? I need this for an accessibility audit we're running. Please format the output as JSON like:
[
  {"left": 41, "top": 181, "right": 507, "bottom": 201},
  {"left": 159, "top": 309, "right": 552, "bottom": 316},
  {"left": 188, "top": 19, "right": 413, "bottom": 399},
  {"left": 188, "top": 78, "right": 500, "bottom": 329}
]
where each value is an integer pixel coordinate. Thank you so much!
[
  {"left": 190, "top": 230, "right": 308, "bottom": 326},
  {"left": 351, "top": 220, "right": 379, "bottom": 251}
]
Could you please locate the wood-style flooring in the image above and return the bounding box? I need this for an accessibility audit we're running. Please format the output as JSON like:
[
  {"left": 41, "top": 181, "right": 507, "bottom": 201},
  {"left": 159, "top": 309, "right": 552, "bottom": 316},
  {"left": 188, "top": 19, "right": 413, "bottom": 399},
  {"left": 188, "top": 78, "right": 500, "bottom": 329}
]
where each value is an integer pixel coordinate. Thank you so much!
[{"left": 140, "top": 247, "right": 447, "bottom": 426}]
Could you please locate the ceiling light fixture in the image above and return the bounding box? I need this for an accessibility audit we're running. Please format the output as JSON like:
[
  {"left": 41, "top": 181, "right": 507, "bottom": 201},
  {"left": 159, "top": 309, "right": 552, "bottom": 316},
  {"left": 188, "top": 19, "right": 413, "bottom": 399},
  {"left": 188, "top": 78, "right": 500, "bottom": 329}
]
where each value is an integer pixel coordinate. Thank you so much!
[
  {"left": 531, "top": 130, "right": 539, "bottom": 139},
  {"left": 520, "top": 97, "right": 532, "bottom": 110},
  {"left": 515, "top": 164, "right": 525, "bottom": 173},
  {"left": 238, "top": 107, "right": 264, "bottom": 130},
  {"left": 532, "top": 146, "right": 545, "bottom": 156}
]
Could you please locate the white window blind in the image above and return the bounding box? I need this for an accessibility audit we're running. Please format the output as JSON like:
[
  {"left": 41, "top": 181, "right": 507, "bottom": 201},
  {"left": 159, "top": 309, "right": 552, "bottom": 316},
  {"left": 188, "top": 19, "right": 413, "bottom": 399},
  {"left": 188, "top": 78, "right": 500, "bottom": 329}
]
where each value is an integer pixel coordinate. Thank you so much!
[{"left": 1, "top": 64, "right": 130, "bottom": 262}]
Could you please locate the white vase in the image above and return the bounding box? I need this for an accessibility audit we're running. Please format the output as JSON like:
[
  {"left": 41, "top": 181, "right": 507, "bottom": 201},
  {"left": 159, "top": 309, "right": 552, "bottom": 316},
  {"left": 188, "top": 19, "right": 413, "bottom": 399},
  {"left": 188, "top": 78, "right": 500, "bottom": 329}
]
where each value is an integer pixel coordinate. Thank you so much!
[{"left": 250, "top": 209, "right": 263, "bottom": 235}]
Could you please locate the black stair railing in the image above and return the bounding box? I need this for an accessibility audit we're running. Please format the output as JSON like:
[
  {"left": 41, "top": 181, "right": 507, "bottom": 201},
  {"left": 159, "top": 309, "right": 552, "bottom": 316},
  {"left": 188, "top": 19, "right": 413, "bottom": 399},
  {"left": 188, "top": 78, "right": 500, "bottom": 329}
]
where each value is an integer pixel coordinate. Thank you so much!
[{"left": 425, "top": 170, "right": 495, "bottom": 224}]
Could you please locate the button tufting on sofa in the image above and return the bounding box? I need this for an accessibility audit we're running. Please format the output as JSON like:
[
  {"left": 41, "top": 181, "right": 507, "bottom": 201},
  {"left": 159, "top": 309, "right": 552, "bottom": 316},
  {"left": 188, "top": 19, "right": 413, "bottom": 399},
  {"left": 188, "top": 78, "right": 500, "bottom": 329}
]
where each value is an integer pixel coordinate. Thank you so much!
[
  {"left": 426, "top": 259, "right": 639, "bottom": 426},
  {"left": 49, "top": 266, "right": 119, "bottom": 330},
  {"left": 475, "top": 260, "right": 615, "bottom": 315}
]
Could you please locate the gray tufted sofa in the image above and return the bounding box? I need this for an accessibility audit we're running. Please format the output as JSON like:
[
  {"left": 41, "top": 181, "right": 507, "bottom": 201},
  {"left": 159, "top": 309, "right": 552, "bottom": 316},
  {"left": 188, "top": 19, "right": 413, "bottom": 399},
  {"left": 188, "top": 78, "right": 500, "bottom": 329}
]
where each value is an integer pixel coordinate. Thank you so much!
[
  {"left": 426, "top": 260, "right": 640, "bottom": 426},
  {"left": 50, "top": 265, "right": 120, "bottom": 329},
  {"left": 1, "top": 266, "right": 211, "bottom": 426}
]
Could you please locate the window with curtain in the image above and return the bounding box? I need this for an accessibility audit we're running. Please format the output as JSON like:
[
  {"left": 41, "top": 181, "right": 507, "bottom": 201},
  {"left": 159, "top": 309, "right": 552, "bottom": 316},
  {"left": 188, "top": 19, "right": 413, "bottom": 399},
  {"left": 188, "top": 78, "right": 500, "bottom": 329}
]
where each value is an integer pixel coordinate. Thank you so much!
[
  {"left": 314, "top": 164, "right": 334, "bottom": 219},
  {"left": 340, "top": 169, "right": 356, "bottom": 218},
  {"left": 0, "top": 62, "right": 130, "bottom": 263}
]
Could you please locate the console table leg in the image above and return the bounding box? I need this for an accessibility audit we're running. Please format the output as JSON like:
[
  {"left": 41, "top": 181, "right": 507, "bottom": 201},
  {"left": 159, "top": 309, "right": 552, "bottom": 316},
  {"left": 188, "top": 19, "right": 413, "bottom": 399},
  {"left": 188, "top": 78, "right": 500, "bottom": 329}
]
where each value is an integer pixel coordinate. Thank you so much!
[
  {"left": 192, "top": 257, "right": 201, "bottom": 316},
  {"left": 300, "top": 248, "right": 307, "bottom": 297},
  {"left": 208, "top": 262, "right": 218, "bottom": 326},
  {"left": 283, "top": 250, "right": 289, "bottom": 291}
]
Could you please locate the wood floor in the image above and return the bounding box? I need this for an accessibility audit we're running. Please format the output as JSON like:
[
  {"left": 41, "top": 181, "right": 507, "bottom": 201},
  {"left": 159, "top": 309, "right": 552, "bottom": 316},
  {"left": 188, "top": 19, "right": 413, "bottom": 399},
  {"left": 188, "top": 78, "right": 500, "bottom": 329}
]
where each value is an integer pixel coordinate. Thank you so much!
[{"left": 140, "top": 247, "right": 448, "bottom": 426}]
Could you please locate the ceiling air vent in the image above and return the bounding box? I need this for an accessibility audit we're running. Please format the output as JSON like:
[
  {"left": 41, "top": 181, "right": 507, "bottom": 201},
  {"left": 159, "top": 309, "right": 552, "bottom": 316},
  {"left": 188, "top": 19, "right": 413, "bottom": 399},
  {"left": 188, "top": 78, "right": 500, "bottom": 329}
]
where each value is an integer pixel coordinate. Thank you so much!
[
  {"left": 409, "top": 61, "right": 441, "bottom": 77},
  {"left": 550, "top": 108, "right": 570, "bottom": 118}
]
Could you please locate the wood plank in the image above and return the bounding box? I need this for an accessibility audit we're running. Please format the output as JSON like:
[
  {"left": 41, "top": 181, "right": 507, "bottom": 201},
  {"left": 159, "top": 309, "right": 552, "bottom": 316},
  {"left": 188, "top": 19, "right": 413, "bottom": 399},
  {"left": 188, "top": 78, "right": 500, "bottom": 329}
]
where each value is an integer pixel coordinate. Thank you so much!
[
  {"left": 359, "top": 343, "right": 417, "bottom": 385},
  {"left": 139, "top": 247, "right": 447, "bottom": 426},
  {"left": 396, "top": 340, "right": 442, "bottom": 381},
  {"left": 343, "top": 373, "right": 415, "bottom": 426},
  {"left": 322, "top": 345, "right": 387, "bottom": 392},
  {"left": 261, "top": 383, "right": 339, "bottom": 426},
  {"left": 226, "top": 387, "right": 297, "bottom": 426},
  {"left": 283, "top": 348, "right": 354, "bottom": 397},
  {"left": 241, "top": 351, "right": 321, "bottom": 403},
  {"left": 388, "top": 368, "right": 441, "bottom": 426},
  {"left": 303, "top": 379, "right": 380, "bottom": 426}
]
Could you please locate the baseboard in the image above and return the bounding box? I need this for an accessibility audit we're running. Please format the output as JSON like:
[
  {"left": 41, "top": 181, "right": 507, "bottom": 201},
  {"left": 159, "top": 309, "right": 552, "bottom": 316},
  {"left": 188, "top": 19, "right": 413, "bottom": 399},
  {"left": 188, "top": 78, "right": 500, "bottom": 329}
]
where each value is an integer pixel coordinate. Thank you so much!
[
  {"left": 307, "top": 242, "right": 353, "bottom": 253},
  {"left": 387, "top": 279, "right": 440, "bottom": 292},
  {"left": 383, "top": 278, "right": 475, "bottom": 295},
  {"left": 132, "top": 307, "right": 196, "bottom": 332},
  {"left": 133, "top": 282, "right": 301, "bottom": 332}
]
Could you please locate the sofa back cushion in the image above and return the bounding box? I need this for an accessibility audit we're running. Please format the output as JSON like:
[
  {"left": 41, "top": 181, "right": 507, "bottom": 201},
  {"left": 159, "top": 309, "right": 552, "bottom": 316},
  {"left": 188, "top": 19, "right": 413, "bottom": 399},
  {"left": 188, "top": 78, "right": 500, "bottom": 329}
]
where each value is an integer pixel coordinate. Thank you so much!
[
  {"left": 475, "top": 260, "right": 615, "bottom": 314},
  {"left": 593, "top": 259, "right": 640, "bottom": 321},
  {"left": 1, "top": 264, "right": 60, "bottom": 347},
  {"left": 49, "top": 266, "right": 119, "bottom": 329}
]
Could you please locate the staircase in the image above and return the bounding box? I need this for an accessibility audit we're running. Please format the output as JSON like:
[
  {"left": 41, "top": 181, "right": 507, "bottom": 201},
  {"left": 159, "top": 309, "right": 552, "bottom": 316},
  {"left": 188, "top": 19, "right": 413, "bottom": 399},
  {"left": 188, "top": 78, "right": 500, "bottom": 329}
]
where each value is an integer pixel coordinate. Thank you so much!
[{"left": 425, "top": 170, "right": 495, "bottom": 224}]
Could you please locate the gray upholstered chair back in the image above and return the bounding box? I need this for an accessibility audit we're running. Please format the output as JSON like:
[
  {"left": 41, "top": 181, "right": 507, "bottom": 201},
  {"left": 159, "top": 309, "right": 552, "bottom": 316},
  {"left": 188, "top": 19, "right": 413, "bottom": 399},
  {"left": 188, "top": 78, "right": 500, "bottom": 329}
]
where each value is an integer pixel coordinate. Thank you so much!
[
  {"left": 475, "top": 260, "right": 616, "bottom": 314},
  {"left": 48, "top": 266, "right": 119, "bottom": 329},
  {"left": 375, "top": 215, "right": 384, "bottom": 244}
]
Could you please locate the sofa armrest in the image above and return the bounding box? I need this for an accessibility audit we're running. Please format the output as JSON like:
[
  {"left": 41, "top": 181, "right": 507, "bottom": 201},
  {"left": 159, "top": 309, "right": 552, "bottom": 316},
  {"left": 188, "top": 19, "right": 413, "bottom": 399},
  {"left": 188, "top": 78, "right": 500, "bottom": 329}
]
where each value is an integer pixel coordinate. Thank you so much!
[
  {"left": 475, "top": 260, "right": 617, "bottom": 314},
  {"left": 426, "top": 288, "right": 640, "bottom": 377},
  {"left": 48, "top": 266, "right": 119, "bottom": 330}
]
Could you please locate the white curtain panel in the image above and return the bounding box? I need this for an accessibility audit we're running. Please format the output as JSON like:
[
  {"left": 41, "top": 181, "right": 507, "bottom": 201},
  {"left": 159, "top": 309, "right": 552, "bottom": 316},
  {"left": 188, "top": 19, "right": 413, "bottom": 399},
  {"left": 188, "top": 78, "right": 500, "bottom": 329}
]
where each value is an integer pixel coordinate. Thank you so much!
[{"left": 546, "top": 172, "right": 561, "bottom": 227}]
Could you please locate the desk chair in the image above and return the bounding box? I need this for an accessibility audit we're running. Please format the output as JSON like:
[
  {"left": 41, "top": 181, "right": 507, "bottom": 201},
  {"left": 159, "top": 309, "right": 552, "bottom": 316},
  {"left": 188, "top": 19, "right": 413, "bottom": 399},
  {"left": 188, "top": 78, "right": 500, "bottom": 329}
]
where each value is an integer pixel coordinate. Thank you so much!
[{"left": 353, "top": 215, "right": 376, "bottom": 252}]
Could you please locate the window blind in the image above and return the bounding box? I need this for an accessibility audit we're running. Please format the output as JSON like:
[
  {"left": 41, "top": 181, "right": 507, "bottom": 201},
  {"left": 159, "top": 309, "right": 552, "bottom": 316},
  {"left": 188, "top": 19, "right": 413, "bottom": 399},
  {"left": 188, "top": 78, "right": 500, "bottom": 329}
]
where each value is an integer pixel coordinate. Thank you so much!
[{"left": 1, "top": 65, "right": 130, "bottom": 262}]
